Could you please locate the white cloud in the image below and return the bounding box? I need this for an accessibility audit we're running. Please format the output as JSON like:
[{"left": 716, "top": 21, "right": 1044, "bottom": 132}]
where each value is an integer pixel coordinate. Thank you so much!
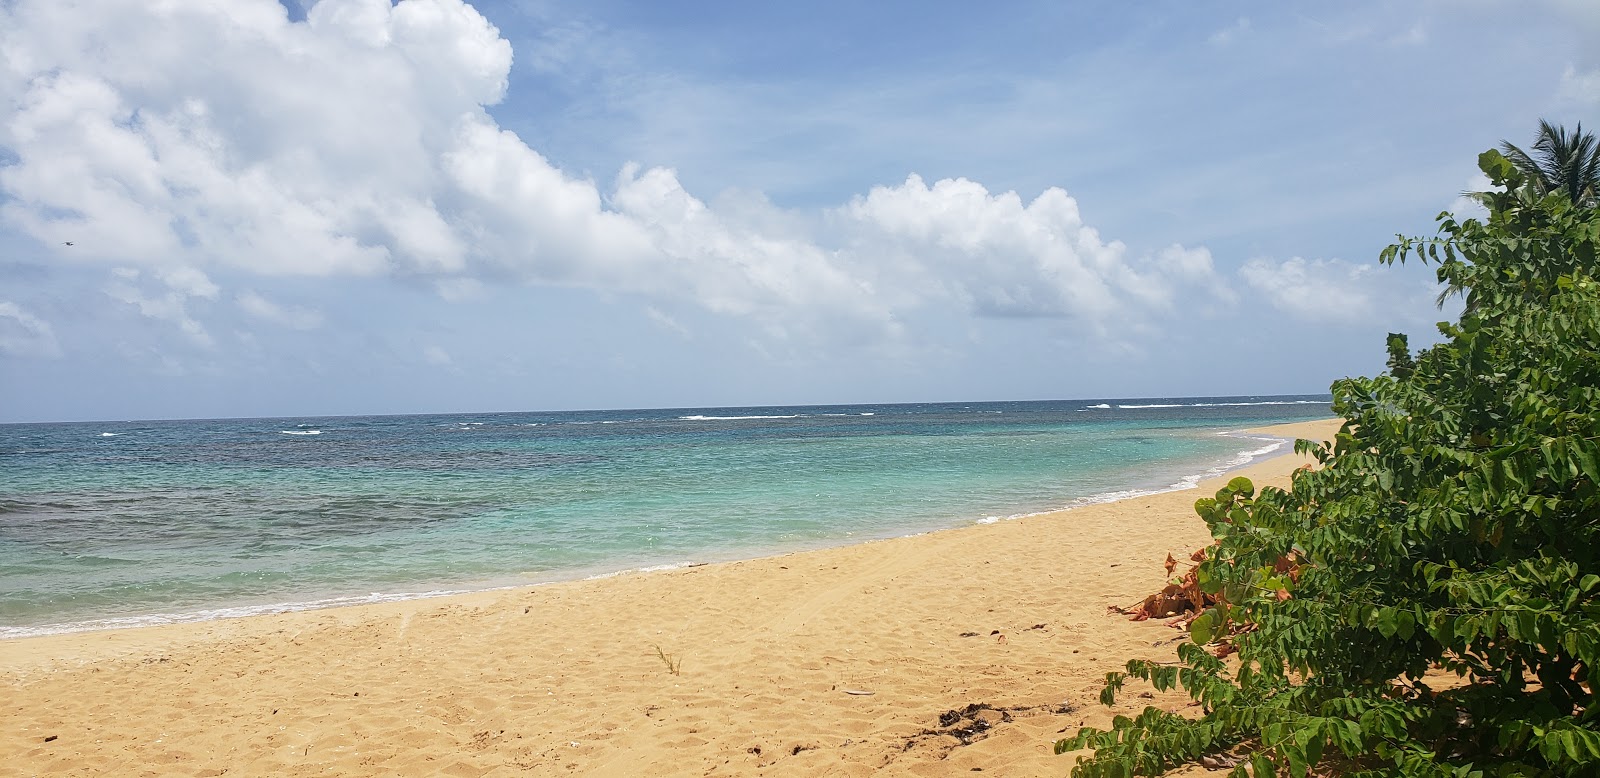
[
  {"left": 0, "top": 301, "right": 62, "bottom": 358},
  {"left": 105, "top": 269, "right": 216, "bottom": 346},
  {"left": 613, "top": 164, "right": 888, "bottom": 330},
  {"left": 0, "top": 0, "right": 1228, "bottom": 348},
  {"left": 0, "top": 0, "right": 508, "bottom": 276},
  {"left": 840, "top": 175, "right": 1214, "bottom": 325},
  {"left": 1238, "top": 257, "right": 1380, "bottom": 323},
  {"left": 237, "top": 291, "right": 324, "bottom": 330},
  {"left": 160, "top": 267, "right": 220, "bottom": 299},
  {"left": 1148, "top": 244, "right": 1238, "bottom": 316},
  {"left": 1558, "top": 64, "right": 1600, "bottom": 106}
]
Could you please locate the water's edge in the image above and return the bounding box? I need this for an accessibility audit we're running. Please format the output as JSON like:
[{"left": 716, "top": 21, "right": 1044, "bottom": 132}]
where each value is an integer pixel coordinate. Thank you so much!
[{"left": 0, "top": 425, "right": 1314, "bottom": 640}]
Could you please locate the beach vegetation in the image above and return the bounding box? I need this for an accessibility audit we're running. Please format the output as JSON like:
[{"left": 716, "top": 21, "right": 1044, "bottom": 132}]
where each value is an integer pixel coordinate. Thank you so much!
[
  {"left": 653, "top": 644, "right": 683, "bottom": 676},
  {"left": 1498, "top": 120, "right": 1600, "bottom": 209},
  {"left": 1057, "top": 138, "right": 1600, "bottom": 776}
]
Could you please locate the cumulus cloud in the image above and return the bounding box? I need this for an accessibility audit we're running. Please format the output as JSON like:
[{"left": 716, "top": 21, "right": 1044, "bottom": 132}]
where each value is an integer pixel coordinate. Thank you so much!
[
  {"left": 105, "top": 269, "right": 216, "bottom": 346},
  {"left": 0, "top": 0, "right": 509, "bottom": 276},
  {"left": 614, "top": 165, "right": 889, "bottom": 330},
  {"left": 840, "top": 175, "right": 1216, "bottom": 325},
  {"left": 0, "top": 301, "right": 62, "bottom": 358},
  {"left": 160, "top": 267, "right": 221, "bottom": 300},
  {"left": 1238, "top": 257, "right": 1382, "bottom": 323},
  {"left": 0, "top": 0, "right": 1225, "bottom": 347}
]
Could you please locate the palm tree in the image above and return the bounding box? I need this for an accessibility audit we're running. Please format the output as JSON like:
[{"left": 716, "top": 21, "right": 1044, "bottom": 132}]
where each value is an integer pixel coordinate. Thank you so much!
[
  {"left": 1499, "top": 119, "right": 1600, "bottom": 207},
  {"left": 1438, "top": 121, "right": 1599, "bottom": 310}
]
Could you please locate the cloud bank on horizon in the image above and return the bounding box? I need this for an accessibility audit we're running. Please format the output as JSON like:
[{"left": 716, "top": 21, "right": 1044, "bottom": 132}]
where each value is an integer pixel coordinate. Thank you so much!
[{"left": 0, "top": 0, "right": 1595, "bottom": 421}]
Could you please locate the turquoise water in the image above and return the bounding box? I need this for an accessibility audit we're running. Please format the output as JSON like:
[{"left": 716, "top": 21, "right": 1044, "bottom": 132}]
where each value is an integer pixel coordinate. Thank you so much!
[{"left": 0, "top": 397, "right": 1332, "bottom": 637}]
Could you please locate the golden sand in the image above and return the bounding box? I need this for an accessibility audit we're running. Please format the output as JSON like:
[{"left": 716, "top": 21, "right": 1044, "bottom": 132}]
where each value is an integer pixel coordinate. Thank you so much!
[{"left": 0, "top": 419, "right": 1339, "bottom": 777}]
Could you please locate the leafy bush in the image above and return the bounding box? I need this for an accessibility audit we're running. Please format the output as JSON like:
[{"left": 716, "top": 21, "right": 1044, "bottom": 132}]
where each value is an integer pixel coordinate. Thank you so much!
[{"left": 1057, "top": 148, "right": 1600, "bottom": 777}]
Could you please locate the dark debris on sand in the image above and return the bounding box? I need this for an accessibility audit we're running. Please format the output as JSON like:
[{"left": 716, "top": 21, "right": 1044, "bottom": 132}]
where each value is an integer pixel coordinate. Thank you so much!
[{"left": 900, "top": 701, "right": 1077, "bottom": 754}]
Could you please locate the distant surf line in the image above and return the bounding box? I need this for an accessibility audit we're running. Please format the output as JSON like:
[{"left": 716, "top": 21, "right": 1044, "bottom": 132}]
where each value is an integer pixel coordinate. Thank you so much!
[{"left": 1082, "top": 400, "right": 1325, "bottom": 411}]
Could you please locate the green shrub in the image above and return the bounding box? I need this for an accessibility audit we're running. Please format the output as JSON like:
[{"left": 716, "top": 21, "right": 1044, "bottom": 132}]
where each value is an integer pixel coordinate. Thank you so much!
[{"left": 1057, "top": 148, "right": 1600, "bottom": 777}]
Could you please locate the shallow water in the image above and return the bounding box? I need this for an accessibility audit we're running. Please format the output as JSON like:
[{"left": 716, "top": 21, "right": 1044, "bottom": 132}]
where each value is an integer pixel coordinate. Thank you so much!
[{"left": 0, "top": 396, "right": 1331, "bottom": 636}]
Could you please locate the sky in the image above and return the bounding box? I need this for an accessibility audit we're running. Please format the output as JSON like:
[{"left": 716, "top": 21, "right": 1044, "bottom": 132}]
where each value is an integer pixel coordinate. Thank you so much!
[{"left": 1, "top": 0, "right": 1597, "bottom": 422}]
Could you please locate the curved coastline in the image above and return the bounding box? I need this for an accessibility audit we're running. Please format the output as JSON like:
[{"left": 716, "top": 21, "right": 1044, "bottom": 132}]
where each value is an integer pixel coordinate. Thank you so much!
[
  {"left": 1, "top": 418, "right": 1339, "bottom": 776},
  {"left": 1, "top": 420, "right": 1322, "bottom": 641}
]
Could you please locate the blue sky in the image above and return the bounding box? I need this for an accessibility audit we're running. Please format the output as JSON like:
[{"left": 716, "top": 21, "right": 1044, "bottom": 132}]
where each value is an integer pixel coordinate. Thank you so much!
[{"left": 1, "top": 0, "right": 1596, "bottom": 422}]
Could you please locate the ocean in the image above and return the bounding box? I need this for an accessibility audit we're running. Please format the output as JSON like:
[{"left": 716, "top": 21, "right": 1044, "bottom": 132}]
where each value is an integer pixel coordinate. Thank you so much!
[{"left": 0, "top": 396, "right": 1333, "bottom": 638}]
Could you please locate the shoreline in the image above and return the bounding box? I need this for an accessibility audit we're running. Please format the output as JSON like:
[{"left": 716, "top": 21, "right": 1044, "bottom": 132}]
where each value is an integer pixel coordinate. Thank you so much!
[
  {"left": 2, "top": 424, "right": 1309, "bottom": 642},
  {"left": 1, "top": 418, "right": 1339, "bottom": 776}
]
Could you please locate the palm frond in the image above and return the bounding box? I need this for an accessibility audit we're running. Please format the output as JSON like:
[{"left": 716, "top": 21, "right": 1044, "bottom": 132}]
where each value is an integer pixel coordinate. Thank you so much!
[
  {"left": 1498, "top": 141, "right": 1549, "bottom": 195},
  {"left": 1514, "top": 119, "right": 1600, "bottom": 206}
]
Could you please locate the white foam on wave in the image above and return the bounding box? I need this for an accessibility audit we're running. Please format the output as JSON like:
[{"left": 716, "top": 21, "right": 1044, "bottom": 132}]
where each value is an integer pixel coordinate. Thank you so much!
[
  {"left": 1083, "top": 403, "right": 1112, "bottom": 410},
  {"left": 279, "top": 429, "right": 322, "bottom": 435},
  {"left": 1110, "top": 400, "right": 1325, "bottom": 410},
  {"left": 1068, "top": 432, "right": 1282, "bottom": 502},
  {"left": 581, "top": 561, "right": 697, "bottom": 580},
  {"left": 678, "top": 414, "right": 801, "bottom": 421},
  {"left": 1190, "top": 400, "right": 1326, "bottom": 407},
  {"left": 98, "top": 432, "right": 120, "bottom": 437},
  {"left": 1159, "top": 435, "right": 1286, "bottom": 490},
  {"left": 1, "top": 560, "right": 725, "bottom": 639},
  {"left": 0, "top": 587, "right": 495, "bottom": 640},
  {"left": 966, "top": 431, "right": 1291, "bottom": 525}
]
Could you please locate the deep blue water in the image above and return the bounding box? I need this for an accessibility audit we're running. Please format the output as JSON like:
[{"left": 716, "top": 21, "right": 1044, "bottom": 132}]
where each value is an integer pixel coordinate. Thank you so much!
[{"left": 0, "top": 396, "right": 1332, "bottom": 636}]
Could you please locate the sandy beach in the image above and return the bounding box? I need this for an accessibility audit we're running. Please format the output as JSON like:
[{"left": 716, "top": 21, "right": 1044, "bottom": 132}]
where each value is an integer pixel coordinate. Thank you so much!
[{"left": 0, "top": 418, "right": 1339, "bottom": 777}]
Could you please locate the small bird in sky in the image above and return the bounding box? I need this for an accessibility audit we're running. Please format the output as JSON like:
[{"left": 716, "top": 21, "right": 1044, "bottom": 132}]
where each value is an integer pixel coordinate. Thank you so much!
[{"left": 62, "top": 241, "right": 74, "bottom": 246}]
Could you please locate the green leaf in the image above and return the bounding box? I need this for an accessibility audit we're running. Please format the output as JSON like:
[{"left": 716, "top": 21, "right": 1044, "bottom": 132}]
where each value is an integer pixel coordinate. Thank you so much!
[
  {"left": 1376, "top": 607, "right": 1398, "bottom": 639},
  {"left": 1059, "top": 136, "right": 1600, "bottom": 778},
  {"left": 1299, "top": 722, "right": 1325, "bottom": 769},
  {"left": 1189, "top": 610, "right": 1218, "bottom": 645},
  {"left": 1395, "top": 609, "right": 1416, "bottom": 640}
]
